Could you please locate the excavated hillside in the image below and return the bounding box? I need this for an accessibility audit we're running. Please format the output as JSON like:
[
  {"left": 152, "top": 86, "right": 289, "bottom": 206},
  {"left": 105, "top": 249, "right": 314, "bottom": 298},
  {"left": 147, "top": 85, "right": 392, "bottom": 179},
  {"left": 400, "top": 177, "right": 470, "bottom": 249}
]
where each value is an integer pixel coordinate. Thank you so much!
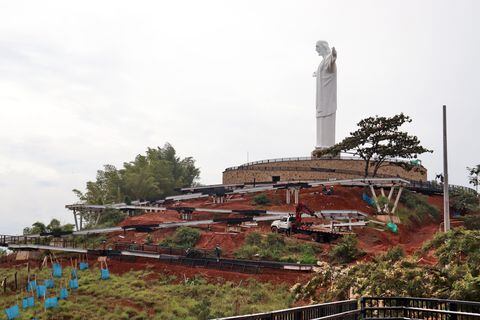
[{"left": 114, "top": 185, "right": 445, "bottom": 260}]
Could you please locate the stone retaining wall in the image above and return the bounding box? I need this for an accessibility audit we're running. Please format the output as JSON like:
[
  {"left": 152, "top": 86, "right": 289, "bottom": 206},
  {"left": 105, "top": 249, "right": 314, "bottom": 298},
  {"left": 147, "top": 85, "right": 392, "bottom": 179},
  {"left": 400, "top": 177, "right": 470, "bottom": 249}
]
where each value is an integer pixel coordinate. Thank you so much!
[{"left": 222, "top": 158, "right": 427, "bottom": 184}]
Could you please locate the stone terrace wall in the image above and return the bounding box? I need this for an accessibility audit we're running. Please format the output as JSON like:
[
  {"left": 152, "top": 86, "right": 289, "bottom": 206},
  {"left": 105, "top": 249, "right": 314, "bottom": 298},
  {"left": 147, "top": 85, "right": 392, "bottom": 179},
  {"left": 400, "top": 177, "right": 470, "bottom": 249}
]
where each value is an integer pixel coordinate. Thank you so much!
[{"left": 222, "top": 158, "right": 427, "bottom": 184}]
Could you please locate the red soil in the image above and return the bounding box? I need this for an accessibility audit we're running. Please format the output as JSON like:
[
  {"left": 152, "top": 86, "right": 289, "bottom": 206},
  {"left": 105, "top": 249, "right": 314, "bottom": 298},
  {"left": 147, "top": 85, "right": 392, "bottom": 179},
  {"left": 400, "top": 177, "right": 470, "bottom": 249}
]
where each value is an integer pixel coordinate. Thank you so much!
[
  {"left": 179, "top": 186, "right": 376, "bottom": 215},
  {"left": 106, "top": 186, "right": 450, "bottom": 275},
  {"left": 105, "top": 257, "right": 313, "bottom": 285},
  {"left": 196, "top": 231, "right": 245, "bottom": 255},
  {"left": 118, "top": 210, "right": 182, "bottom": 227}
]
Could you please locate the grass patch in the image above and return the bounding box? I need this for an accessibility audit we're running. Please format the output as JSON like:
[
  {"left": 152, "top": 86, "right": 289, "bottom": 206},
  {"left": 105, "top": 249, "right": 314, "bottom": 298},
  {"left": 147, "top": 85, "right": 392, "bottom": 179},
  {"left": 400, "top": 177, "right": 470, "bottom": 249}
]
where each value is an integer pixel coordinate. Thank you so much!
[{"left": 0, "top": 266, "right": 293, "bottom": 319}]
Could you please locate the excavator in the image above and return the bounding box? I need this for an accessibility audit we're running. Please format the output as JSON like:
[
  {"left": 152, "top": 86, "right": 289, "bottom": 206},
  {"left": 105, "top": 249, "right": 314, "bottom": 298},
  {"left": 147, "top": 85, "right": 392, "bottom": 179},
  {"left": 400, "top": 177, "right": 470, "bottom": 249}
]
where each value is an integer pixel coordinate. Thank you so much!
[{"left": 270, "top": 203, "right": 344, "bottom": 242}]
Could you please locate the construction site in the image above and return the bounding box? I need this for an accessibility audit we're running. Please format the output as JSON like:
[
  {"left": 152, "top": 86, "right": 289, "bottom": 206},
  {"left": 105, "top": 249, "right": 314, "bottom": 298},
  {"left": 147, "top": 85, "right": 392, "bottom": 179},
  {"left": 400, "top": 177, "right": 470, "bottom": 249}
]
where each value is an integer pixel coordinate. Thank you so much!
[
  {"left": 1, "top": 165, "right": 479, "bottom": 319},
  {"left": 1, "top": 176, "right": 467, "bottom": 278}
]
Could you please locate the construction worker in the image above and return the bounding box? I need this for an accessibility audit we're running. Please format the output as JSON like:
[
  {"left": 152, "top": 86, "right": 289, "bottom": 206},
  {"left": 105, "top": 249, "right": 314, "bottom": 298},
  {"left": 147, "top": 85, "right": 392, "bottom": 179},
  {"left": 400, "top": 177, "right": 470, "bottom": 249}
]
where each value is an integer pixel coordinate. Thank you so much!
[{"left": 215, "top": 244, "right": 221, "bottom": 262}]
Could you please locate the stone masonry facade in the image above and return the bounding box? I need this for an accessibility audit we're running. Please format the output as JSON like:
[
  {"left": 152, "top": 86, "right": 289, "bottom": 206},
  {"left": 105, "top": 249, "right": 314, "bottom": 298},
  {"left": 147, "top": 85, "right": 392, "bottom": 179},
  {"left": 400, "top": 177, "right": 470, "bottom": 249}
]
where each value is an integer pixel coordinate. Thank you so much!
[{"left": 222, "top": 158, "right": 427, "bottom": 184}]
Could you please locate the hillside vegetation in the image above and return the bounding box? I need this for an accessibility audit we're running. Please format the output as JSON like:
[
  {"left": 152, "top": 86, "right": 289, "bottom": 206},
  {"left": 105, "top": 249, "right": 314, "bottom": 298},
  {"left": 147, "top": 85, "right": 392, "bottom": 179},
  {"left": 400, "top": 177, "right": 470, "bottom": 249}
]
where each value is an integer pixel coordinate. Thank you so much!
[
  {"left": 0, "top": 267, "right": 293, "bottom": 320},
  {"left": 72, "top": 143, "right": 200, "bottom": 228},
  {"left": 234, "top": 232, "right": 321, "bottom": 264},
  {"left": 294, "top": 228, "right": 480, "bottom": 302}
]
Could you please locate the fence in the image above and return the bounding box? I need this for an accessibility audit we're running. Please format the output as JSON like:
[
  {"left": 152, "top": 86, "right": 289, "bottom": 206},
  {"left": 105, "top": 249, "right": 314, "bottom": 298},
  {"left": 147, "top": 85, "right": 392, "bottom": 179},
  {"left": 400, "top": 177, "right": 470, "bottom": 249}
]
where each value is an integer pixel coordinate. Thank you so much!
[
  {"left": 224, "top": 154, "right": 415, "bottom": 172},
  {"left": 215, "top": 297, "right": 480, "bottom": 320},
  {"left": 113, "top": 242, "right": 214, "bottom": 258},
  {"left": 214, "top": 300, "right": 359, "bottom": 320},
  {"left": 361, "top": 297, "right": 480, "bottom": 320}
]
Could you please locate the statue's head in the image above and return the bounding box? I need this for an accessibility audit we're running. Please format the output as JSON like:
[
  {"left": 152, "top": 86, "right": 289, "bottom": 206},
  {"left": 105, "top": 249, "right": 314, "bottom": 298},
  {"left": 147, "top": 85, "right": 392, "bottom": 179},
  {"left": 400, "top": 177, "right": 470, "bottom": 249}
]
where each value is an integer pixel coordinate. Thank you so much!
[{"left": 316, "top": 40, "right": 331, "bottom": 56}]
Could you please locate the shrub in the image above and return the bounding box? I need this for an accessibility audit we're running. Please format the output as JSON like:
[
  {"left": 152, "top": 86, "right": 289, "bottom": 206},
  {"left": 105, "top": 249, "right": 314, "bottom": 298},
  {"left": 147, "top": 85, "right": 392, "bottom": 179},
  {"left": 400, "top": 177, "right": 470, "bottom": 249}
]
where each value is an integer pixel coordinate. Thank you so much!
[
  {"left": 234, "top": 245, "right": 260, "bottom": 259},
  {"left": 329, "top": 235, "right": 363, "bottom": 264},
  {"left": 161, "top": 227, "right": 201, "bottom": 248},
  {"left": 245, "top": 232, "right": 262, "bottom": 246},
  {"left": 375, "top": 195, "right": 392, "bottom": 214},
  {"left": 234, "top": 233, "right": 320, "bottom": 263},
  {"left": 450, "top": 189, "right": 479, "bottom": 215},
  {"left": 252, "top": 194, "right": 270, "bottom": 206},
  {"left": 399, "top": 190, "right": 440, "bottom": 223},
  {"left": 463, "top": 215, "right": 480, "bottom": 230},
  {"left": 145, "top": 234, "right": 153, "bottom": 245},
  {"left": 379, "top": 246, "right": 404, "bottom": 262},
  {"left": 299, "top": 253, "right": 318, "bottom": 264}
]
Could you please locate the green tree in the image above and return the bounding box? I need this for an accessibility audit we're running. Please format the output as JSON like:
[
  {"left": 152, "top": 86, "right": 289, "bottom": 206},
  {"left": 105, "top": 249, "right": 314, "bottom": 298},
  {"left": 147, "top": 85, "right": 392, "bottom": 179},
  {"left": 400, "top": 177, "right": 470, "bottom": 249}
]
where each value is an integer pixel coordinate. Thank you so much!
[
  {"left": 23, "top": 219, "right": 74, "bottom": 235},
  {"left": 450, "top": 189, "right": 479, "bottom": 215},
  {"left": 73, "top": 143, "right": 200, "bottom": 205},
  {"left": 23, "top": 221, "right": 47, "bottom": 235},
  {"left": 313, "top": 113, "right": 432, "bottom": 177}
]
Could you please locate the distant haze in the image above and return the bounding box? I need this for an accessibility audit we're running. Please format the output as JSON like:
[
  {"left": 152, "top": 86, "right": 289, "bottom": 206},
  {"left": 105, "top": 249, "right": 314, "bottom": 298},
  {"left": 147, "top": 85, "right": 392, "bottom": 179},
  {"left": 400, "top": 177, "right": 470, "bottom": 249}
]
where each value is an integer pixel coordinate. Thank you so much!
[{"left": 0, "top": 0, "right": 479, "bottom": 234}]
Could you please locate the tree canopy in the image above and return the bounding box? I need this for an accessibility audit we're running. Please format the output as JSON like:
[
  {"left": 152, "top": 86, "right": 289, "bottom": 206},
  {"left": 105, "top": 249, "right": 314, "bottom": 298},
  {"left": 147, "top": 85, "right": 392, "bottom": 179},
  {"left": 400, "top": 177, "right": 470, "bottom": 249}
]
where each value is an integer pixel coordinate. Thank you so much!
[
  {"left": 23, "top": 219, "right": 74, "bottom": 235},
  {"left": 73, "top": 143, "right": 200, "bottom": 204},
  {"left": 313, "top": 113, "right": 432, "bottom": 177}
]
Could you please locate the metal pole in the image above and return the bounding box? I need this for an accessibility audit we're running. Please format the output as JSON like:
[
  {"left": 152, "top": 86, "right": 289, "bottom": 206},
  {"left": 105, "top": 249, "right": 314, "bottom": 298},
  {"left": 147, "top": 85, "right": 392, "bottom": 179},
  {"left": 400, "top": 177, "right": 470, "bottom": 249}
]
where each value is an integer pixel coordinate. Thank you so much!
[{"left": 443, "top": 105, "right": 451, "bottom": 232}]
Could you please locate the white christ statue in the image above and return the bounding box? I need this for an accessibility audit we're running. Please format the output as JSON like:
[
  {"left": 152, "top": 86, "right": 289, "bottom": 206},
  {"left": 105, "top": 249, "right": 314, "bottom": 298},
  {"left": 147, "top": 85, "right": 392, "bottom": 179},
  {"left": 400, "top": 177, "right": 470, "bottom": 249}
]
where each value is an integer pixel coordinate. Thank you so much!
[{"left": 314, "top": 40, "right": 337, "bottom": 150}]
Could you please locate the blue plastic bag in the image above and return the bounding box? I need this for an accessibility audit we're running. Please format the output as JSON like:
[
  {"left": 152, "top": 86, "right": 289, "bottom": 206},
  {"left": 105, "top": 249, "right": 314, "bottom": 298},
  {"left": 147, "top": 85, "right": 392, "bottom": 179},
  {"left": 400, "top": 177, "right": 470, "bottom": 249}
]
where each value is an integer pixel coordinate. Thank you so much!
[
  {"left": 52, "top": 263, "right": 62, "bottom": 278},
  {"left": 69, "top": 278, "right": 79, "bottom": 290},
  {"left": 44, "top": 279, "right": 54, "bottom": 289},
  {"left": 36, "top": 285, "right": 47, "bottom": 299},
  {"left": 27, "top": 280, "right": 37, "bottom": 292},
  {"left": 71, "top": 269, "right": 77, "bottom": 278},
  {"left": 101, "top": 268, "right": 110, "bottom": 280},
  {"left": 79, "top": 262, "right": 89, "bottom": 270},
  {"left": 45, "top": 297, "right": 58, "bottom": 309},
  {"left": 22, "top": 296, "right": 35, "bottom": 309},
  {"left": 4, "top": 305, "right": 20, "bottom": 319},
  {"left": 59, "top": 287, "right": 69, "bottom": 300}
]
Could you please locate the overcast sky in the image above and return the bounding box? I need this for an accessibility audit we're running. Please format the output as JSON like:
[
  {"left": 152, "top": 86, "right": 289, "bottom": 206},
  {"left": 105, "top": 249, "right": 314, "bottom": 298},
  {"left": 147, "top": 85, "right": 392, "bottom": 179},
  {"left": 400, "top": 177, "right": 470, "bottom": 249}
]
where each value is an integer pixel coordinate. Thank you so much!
[{"left": 1, "top": 0, "right": 479, "bottom": 234}]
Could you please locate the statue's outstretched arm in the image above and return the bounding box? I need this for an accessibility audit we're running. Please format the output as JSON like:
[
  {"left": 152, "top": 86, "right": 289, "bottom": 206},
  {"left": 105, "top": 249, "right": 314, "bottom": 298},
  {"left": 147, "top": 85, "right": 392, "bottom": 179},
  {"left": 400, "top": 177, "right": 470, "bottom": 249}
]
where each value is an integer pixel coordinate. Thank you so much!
[{"left": 327, "top": 47, "right": 337, "bottom": 72}]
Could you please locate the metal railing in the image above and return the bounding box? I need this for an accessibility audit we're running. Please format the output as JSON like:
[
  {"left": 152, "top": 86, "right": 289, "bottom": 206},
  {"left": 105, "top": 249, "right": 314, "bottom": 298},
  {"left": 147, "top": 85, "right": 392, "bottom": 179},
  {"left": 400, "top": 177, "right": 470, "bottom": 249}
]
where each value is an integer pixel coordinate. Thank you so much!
[
  {"left": 0, "top": 235, "right": 49, "bottom": 247},
  {"left": 361, "top": 297, "right": 480, "bottom": 320},
  {"left": 214, "top": 297, "right": 480, "bottom": 320},
  {"left": 113, "top": 242, "right": 214, "bottom": 257},
  {"left": 224, "top": 155, "right": 416, "bottom": 172},
  {"left": 223, "top": 165, "right": 475, "bottom": 195},
  {"left": 214, "top": 299, "right": 359, "bottom": 320}
]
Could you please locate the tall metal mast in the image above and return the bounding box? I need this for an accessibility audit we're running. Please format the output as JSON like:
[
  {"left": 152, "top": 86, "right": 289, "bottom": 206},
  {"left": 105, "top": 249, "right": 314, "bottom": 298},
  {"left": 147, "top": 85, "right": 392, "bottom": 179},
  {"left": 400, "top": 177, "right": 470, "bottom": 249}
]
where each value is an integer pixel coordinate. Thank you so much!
[{"left": 443, "top": 105, "right": 450, "bottom": 232}]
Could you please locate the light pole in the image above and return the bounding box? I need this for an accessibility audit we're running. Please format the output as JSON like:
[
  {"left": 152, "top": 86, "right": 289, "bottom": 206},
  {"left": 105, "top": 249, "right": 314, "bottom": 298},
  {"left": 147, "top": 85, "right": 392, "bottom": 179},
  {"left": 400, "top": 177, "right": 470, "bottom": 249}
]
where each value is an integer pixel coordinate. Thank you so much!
[{"left": 443, "top": 105, "right": 450, "bottom": 232}]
